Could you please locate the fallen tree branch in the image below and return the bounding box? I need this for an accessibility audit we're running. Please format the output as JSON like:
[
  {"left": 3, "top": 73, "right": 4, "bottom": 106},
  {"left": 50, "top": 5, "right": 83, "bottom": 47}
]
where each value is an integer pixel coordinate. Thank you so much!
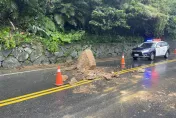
[{"left": 9, "top": 19, "right": 16, "bottom": 30}]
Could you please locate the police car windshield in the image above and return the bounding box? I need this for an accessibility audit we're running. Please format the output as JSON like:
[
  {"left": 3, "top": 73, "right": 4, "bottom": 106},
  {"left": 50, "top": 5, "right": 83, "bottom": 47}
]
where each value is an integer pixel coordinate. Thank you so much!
[{"left": 139, "top": 43, "right": 154, "bottom": 48}]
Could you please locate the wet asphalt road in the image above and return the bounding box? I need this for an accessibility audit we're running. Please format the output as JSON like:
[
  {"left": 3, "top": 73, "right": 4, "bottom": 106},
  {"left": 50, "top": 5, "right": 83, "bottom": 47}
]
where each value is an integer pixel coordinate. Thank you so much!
[{"left": 0, "top": 55, "right": 176, "bottom": 118}]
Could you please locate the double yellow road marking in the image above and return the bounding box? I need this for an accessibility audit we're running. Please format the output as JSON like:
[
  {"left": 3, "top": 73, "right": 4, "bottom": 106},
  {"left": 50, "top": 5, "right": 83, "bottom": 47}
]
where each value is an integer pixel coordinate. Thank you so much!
[
  {"left": 1, "top": 59, "right": 176, "bottom": 107},
  {"left": 119, "top": 59, "right": 176, "bottom": 74},
  {"left": 0, "top": 80, "right": 92, "bottom": 107}
]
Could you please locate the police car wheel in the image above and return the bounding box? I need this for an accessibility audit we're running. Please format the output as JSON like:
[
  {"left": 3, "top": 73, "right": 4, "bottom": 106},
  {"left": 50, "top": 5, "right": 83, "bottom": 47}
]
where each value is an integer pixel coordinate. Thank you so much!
[
  {"left": 133, "top": 57, "right": 138, "bottom": 60},
  {"left": 164, "top": 51, "right": 169, "bottom": 59},
  {"left": 149, "top": 52, "right": 155, "bottom": 61}
]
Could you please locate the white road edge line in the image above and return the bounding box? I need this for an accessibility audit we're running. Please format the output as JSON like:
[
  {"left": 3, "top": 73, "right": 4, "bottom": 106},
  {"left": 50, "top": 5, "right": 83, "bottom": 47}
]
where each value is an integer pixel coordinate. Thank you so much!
[{"left": 0, "top": 67, "right": 57, "bottom": 77}]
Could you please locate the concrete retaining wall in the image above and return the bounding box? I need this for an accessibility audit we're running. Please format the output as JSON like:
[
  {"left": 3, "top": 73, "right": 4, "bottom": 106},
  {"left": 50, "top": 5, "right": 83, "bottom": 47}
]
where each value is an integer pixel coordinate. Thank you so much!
[{"left": 0, "top": 43, "right": 137, "bottom": 68}]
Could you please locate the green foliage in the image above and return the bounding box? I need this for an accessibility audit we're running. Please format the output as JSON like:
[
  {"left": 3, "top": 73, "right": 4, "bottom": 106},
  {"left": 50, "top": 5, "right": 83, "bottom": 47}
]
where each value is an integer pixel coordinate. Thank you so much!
[
  {"left": 81, "top": 33, "right": 143, "bottom": 44},
  {"left": 123, "top": 2, "right": 168, "bottom": 37},
  {"left": 13, "top": 32, "right": 33, "bottom": 45},
  {"left": 166, "top": 16, "right": 176, "bottom": 39},
  {"left": 41, "top": 30, "right": 85, "bottom": 52},
  {"left": 138, "top": 0, "right": 169, "bottom": 14},
  {"left": 168, "top": 1, "right": 176, "bottom": 16},
  {"left": 58, "top": 31, "right": 85, "bottom": 43},
  {"left": 0, "top": 28, "right": 16, "bottom": 49},
  {"left": 0, "top": 0, "right": 19, "bottom": 22},
  {"left": 0, "top": 27, "right": 85, "bottom": 52},
  {"left": 1, "top": 0, "right": 176, "bottom": 45},
  {"left": 52, "top": 3, "right": 76, "bottom": 29},
  {"left": 0, "top": 27, "right": 35, "bottom": 50},
  {"left": 22, "top": 16, "right": 56, "bottom": 33},
  {"left": 164, "top": 0, "right": 176, "bottom": 39},
  {"left": 90, "top": 6, "right": 129, "bottom": 30},
  {"left": 48, "top": 0, "right": 89, "bottom": 30}
]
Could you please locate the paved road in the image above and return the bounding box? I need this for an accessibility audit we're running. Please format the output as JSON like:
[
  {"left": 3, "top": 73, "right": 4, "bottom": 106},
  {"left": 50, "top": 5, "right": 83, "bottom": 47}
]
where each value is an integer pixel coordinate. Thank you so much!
[{"left": 0, "top": 55, "right": 176, "bottom": 118}]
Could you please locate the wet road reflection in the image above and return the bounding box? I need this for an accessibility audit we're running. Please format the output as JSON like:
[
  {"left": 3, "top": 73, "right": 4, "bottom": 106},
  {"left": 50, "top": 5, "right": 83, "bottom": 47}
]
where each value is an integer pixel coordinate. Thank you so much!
[
  {"left": 142, "top": 68, "right": 159, "bottom": 88},
  {"left": 97, "top": 55, "right": 173, "bottom": 90}
]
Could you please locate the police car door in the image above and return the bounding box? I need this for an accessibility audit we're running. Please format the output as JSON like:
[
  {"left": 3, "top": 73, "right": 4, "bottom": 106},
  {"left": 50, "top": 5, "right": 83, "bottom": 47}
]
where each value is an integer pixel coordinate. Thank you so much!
[
  {"left": 161, "top": 42, "right": 168, "bottom": 55},
  {"left": 155, "top": 42, "right": 162, "bottom": 56}
]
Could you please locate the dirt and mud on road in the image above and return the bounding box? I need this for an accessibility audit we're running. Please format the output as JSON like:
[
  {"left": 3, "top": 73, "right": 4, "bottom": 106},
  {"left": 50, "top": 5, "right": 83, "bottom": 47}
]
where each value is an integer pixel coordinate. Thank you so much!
[{"left": 84, "top": 75, "right": 176, "bottom": 118}]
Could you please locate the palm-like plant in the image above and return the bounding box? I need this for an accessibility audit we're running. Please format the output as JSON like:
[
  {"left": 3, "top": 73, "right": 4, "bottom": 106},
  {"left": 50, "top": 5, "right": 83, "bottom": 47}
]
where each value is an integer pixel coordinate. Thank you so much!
[{"left": 47, "top": 0, "right": 89, "bottom": 30}]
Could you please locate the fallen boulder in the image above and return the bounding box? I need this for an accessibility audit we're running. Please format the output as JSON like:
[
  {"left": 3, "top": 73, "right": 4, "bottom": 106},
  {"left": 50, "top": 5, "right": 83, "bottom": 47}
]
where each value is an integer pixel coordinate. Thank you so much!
[{"left": 77, "top": 49, "right": 96, "bottom": 71}]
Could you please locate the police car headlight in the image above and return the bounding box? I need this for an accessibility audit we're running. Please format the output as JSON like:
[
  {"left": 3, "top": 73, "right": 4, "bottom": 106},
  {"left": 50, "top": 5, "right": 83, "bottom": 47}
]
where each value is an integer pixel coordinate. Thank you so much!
[{"left": 142, "top": 49, "right": 150, "bottom": 53}]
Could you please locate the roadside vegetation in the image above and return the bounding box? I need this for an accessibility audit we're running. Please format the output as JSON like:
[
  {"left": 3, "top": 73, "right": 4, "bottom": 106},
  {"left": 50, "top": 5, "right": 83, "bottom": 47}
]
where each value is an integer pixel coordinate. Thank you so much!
[{"left": 0, "top": 0, "right": 176, "bottom": 52}]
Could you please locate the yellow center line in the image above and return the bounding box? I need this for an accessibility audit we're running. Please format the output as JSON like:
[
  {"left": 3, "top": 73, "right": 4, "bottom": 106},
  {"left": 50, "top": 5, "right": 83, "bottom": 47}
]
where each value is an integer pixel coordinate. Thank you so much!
[
  {"left": 0, "top": 80, "right": 93, "bottom": 107},
  {"left": 119, "top": 66, "right": 146, "bottom": 73},
  {"left": 103, "top": 87, "right": 115, "bottom": 93},
  {"left": 0, "top": 80, "right": 89, "bottom": 104},
  {"left": 0, "top": 59, "right": 176, "bottom": 107}
]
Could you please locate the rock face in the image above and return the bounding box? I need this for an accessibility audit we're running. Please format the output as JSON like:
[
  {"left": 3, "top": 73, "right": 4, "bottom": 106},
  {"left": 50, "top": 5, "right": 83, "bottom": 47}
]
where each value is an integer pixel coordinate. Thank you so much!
[
  {"left": 18, "top": 52, "right": 29, "bottom": 62},
  {"left": 12, "top": 47, "right": 29, "bottom": 62},
  {"left": 30, "top": 45, "right": 43, "bottom": 62},
  {"left": 49, "top": 57, "right": 57, "bottom": 64},
  {"left": 54, "top": 51, "right": 64, "bottom": 57},
  {"left": 2, "top": 56, "right": 21, "bottom": 68},
  {"left": 2, "top": 49, "right": 12, "bottom": 57},
  {"left": 77, "top": 49, "right": 96, "bottom": 70},
  {"left": 0, "top": 52, "right": 5, "bottom": 62},
  {"left": 70, "top": 51, "right": 77, "bottom": 58},
  {"left": 0, "top": 55, "right": 4, "bottom": 62},
  {"left": 24, "top": 47, "right": 33, "bottom": 54},
  {"left": 33, "top": 55, "right": 50, "bottom": 65},
  {"left": 22, "top": 60, "right": 33, "bottom": 66}
]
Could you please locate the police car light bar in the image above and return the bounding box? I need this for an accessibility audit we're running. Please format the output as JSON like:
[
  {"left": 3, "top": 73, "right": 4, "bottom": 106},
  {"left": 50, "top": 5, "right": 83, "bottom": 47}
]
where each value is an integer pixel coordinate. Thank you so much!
[
  {"left": 146, "top": 38, "right": 161, "bottom": 42},
  {"left": 146, "top": 40, "right": 152, "bottom": 42},
  {"left": 153, "top": 39, "right": 161, "bottom": 41}
]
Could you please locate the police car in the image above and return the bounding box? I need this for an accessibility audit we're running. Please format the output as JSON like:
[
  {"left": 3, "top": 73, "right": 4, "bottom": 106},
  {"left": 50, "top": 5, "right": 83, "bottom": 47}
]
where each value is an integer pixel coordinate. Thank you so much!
[{"left": 131, "top": 39, "right": 170, "bottom": 60}]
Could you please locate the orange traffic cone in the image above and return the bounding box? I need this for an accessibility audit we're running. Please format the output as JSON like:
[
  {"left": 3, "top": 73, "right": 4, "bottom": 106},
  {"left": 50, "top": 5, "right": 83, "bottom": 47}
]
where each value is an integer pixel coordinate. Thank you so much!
[
  {"left": 121, "top": 53, "right": 126, "bottom": 65},
  {"left": 174, "top": 49, "right": 176, "bottom": 54},
  {"left": 55, "top": 66, "right": 63, "bottom": 86}
]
